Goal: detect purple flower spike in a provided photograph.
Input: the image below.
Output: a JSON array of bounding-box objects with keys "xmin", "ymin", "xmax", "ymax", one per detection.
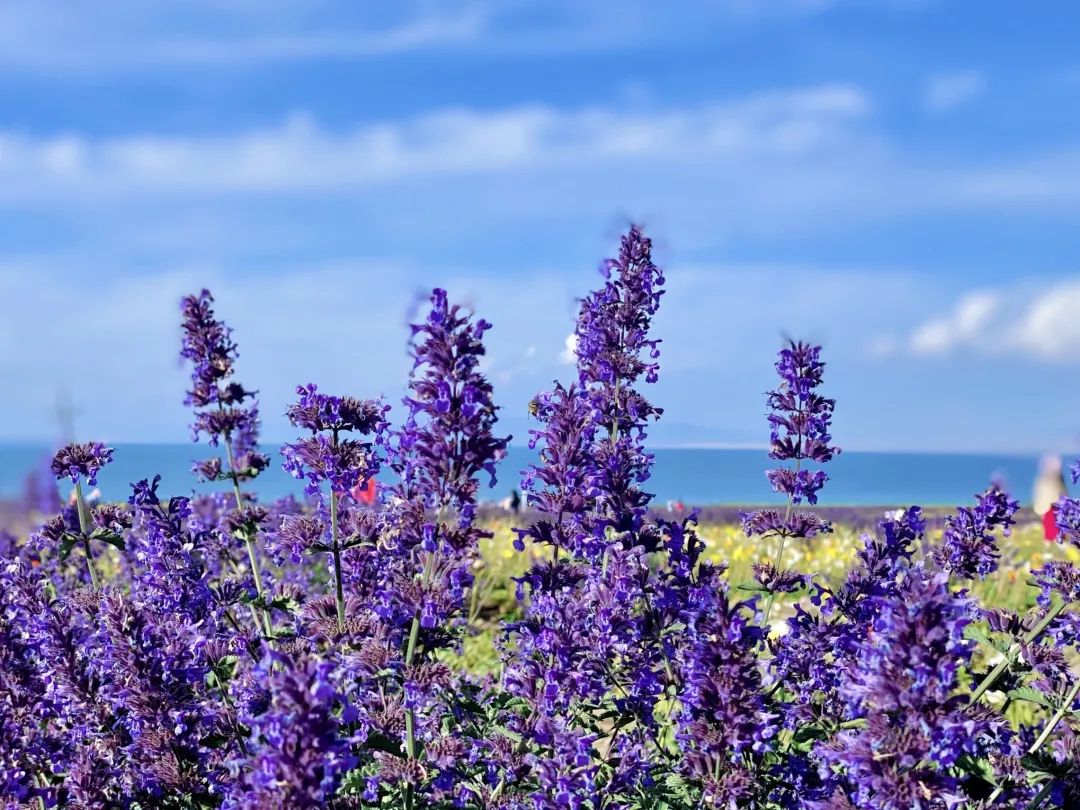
[
  {"xmin": 180, "ymin": 289, "xmax": 270, "ymax": 482},
  {"xmin": 744, "ymin": 339, "xmax": 838, "ymax": 543},
  {"xmin": 282, "ymin": 385, "xmax": 389, "ymax": 496},
  {"xmin": 932, "ymin": 484, "xmax": 1019, "ymax": 580},
  {"xmin": 50, "ymin": 441, "xmax": 114, "ymax": 486}
]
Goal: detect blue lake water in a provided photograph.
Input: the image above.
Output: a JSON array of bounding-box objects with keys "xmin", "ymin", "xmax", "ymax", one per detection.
[{"xmin": 0, "ymin": 443, "xmax": 1062, "ymax": 508}]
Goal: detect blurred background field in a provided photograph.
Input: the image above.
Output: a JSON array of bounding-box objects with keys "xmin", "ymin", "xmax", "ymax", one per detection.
[{"xmin": 455, "ymin": 510, "xmax": 1079, "ymax": 675}]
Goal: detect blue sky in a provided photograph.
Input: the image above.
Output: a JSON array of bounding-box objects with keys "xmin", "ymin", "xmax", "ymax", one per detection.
[{"xmin": 2, "ymin": 0, "xmax": 1080, "ymax": 454}]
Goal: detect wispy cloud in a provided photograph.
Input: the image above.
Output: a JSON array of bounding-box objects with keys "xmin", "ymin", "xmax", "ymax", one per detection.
[
  {"xmin": 0, "ymin": 1, "xmax": 487, "ymax": 71},
  {"xmin": 922, "ymin": 70, "xmax": 986, "ymax": 112},
  {"xmin": 910, "ymin": 290, "xmax": 1002, "ymax": 354},
  {"xmin": 893, "ymin": 280, "xmax": 1080, "ymax": 362},
  {"xmin": 0, "ymin": 85, "xmax": 870, "ymax": 201},
  {"xmin": 0, "ymin": 0, "xmax": 865, "ymax": 72}
]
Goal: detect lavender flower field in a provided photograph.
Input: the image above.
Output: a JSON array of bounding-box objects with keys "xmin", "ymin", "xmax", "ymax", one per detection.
[{"xmin": 3, "ymin": 226, "xmax": 1080, "ymax": 809}]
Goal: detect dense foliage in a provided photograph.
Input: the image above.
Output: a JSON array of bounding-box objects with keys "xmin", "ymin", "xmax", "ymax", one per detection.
[{"xmin": 2, "ymin": 226, "xmax": 1079, "ymax": 809}]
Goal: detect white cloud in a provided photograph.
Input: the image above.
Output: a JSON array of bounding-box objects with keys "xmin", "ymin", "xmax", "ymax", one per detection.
[
  {"xmin": 865, "ymin": 334, "xmax": 899, "ymax": 358},
  {"xmin": 922, "ymin": 70, "xmax": 986, "ymax": 112},
  {"xmin": 904, "ymin": 280, "xmax": 1080, "ymax": 362},
  {"xmin": 0, "ymin": 1, "xmax": 487, "ymax": 71},
  {"xmin": 910, "ymin": 290, "xmax": 1002, "ymax": 354},
  {"xmin": 560, "ymin": 333, "xmax": 578, "ymax": 364},
  {"xmin": 0, "ymin": 85, "xmax": 870, "ymax": 202},
  {"xmin": 1010, "ymin": 281, "xmax": 1080, "ymax": 360},
  {"xmin": 0, "ymin": 0, "xmax": 858, "ymax": 72}
]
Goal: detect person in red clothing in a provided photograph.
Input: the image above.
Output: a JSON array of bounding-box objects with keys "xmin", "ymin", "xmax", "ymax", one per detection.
[
  {"xmin": 351, "ymin": 476, "xmax": 378, "ymax": 505},
  {"xmin": 1033, "ymin": 455, "xmax": 1067, "ymax": 541}
]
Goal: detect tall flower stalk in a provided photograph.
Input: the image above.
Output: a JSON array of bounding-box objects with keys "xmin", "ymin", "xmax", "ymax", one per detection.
[
  {"xmin": 503, "ymin": 226, "xmax": 674, "ymax": 803},
  {"xmin": 382, "ymin": 288, "xmax": 509, "ymax": 805},
  {"xmin": 280, "ymin": 384, "xmax": 387, "ymax": 629},
  {"xmin": 180, "ymin": 290, "xmax": 272, "ymax": 634},
  {"xmin": 743, "ymin": 340, "xmax": 838, "ymax": 627},
  {"xmin": 43, "ymin": 442, "xmax": 121, "ymax": 588}
]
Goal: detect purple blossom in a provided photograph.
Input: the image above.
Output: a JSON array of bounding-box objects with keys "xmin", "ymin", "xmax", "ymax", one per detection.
[
  {"xmin": 820, "ymin": 569, "xmax": 1014, "ymax": 809},
  {"xmin": 227, "ymin": 653, "xmax": 356, "ymax": 808},
  {"xmin": 1031, "ymin": 560, "xmax": 1080, "ymax": 606},
  {"xmin": 286, "ymin": 383, "xmax": 388, "ymax": 434},
  {"xmin": 767, "ymin": 341, "xmax": 838, "ymax": 465},
  {"xmin": 180, "ymin": 289, "xmax": 243, "ymax": 408},
  {"xmin": 268, "ymin": 514, "xmax": 326, "ymax": 565},
  {"xmin": 744, "ymin": 339, "xmax": 838, "ymax": 547},
  {"xmin": 180, "ymin": 289, "xmax": 270, "ymax": 484},
  {"xmin": 741, "ymin": 507, "xmax": 833, "ymax": 539},
  {"xmin": 281, "ymin": 432, "xmax": 382, "ymax": 496},
  {"xmin": 2, "ymin": 228, "xmax": 1073, "ymax": 808},
  {"xmin": 931, "ymin": 485, "xmax": 1019, "ymax": 579},
  {"xmin": 1055, "ymin": 494, "xmax": 1080, "ymax": 548},
  {"xmin": 50, "ymin": 442, "xmax": 114, "ymax": 486}
]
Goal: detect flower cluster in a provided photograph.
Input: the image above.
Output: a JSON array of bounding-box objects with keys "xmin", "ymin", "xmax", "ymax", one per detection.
[
  {"xmin": 50, "ymin": 441, "xmax": 114, "ymax": 486},
  {"xmin": 282, "ymin": 384, "xmax": 388, "ymax": 497},
  {"xmin": 0, "ymin": 226, "xmax": 1078, "ymax": 810},
  {"xmin": 743, "ymin": 340, "xmax": 838, "ymax": 541},
  {"xmin": 931, "ymin": 484, "xmax": 1019, "ymax": 579},
  {"xmin": 181, "ymin": 289, "xmax": 270, "ymax": 483}
]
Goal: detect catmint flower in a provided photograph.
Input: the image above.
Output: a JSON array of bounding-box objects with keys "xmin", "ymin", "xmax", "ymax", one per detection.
[
  {"xmin": 572, "ymin": 225, "xmax": 664, "ymax": 537},
  {"xmin": 753, "ymin": 561, "xmax": 805, "ymax": 593},
  {"xmin": 285, "ymin": 383, "xmax": 387, "ymax": 434},
  {"xmin": 821, "ymin": 568, "xmax": 1015, "ymax": 809},
  {"xmin": 281, "ymin": 387, "xmax": 388, "ymax": 497},
  {"xmin": 180, "ymin": 289, "xmax": 240, "ymax": 408},
  {"xmin": 744, "ymin": 340, "xmax": 838, "ymax": 540},
  {"xmin": 931, "ymin": 485, "xmax": 1019, "ymax": 579},
  {"xmin": 1031, "ymin": 561, "xmax": 1080, "ymax": 607},
  {"xmin": 229, "ymin": 653, "xmax": 357, "ymax": 808},
  {"xmin": 268, "ymin": 514, "xmax": 327, "ymax": 566},
  {"xmin": 741, "ymin": 507, "xmax": 832, "ymax": 539},
  {"xmin": 180, "ymin": 289, "xmax": 270, "ymax": 483},
  {"xmin": 1054, "ymin": 494, "xmax": 1080, "ymax": 548},
  {"xmin": 50, "ymin": 442, "xmax": 114, "ymax": 486}
]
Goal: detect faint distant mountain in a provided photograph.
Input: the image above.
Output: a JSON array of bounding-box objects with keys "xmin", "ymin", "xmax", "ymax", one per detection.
[{"xmin": 500, "ymin": 415, "xmax": 761, "ymax": 449}]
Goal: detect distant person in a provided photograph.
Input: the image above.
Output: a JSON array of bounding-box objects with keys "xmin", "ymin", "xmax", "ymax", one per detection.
[
  {"xmin": 351, "ymin": 476, "xmax": 378, "ymax": 506},
  {"xmin": 1033, "ymin": 455, "xmax": 1067, "ymax": 541},
  {"xmin": 509, "ymin": 489, "xmax": 521, "ymax": 514}
]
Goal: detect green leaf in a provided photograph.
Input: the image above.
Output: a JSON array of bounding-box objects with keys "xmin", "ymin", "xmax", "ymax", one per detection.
[
  {"xmin": 199, "ymin": 732, "xmax": 232, "ymax": 749},
  {"xmin": 965, "ymin": 626, "xmax": 1011, "ymax": 655},
  {"xmin": 1022, "ymin": 750, "xmax": 1071, "ymax": 777},
  {"xmin": 58, "ymin": 534, "xmax": 80, "ymax": 560},
  {"xmin": 736, "ymin": 581, "xmax": 769, "ymax": 593},
  {"xmin": 1008, "ymin": 686, "xmax": 1055, "ymax": 709},
  {"xmin": 91, "ymin": 530, "xmax": 126, "ymax": 551},
  {"xmin": 955, "ymin": 753, "xmax": 997, "ymax": 785}
]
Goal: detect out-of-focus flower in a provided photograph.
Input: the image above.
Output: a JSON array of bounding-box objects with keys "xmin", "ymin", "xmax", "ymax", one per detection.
[{"xmin": 50, "ymin": 442, "xmax": 114, "ymax": 487}]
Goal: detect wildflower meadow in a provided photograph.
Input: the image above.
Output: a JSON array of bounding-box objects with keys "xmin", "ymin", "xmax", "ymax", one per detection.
[{"xmin": 3, "ymin": 226, "xmax": 1080, "ymax": 809}]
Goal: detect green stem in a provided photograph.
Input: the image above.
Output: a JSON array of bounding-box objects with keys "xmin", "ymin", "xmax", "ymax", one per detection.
[
  {"xmin": 761, "ymin": 534, "xmax": 788, "ymax": 628},
  {"xmin": 987, "ymin": 679, "xmax": 1080, "ymax": 806},
  {"xmin": 1028, "ymin": 679, "xmax": 1080, "ymax": 756},
  {"xmin": 73, "ymin": 480, "xmax": 99, "ymax": 589},
  {"xmin": 223, "ymin": 435, "xmax": 273, "ymax": 639},
  {"xmin": 762, "ymin": 456, "xmax": 800, "ymax": 629},
  {"xmin": 971, "ymin": 600, "xmax": 1067, "ymax": 704},
  {"xmin": 1023, "ymin": 780, "xmax": 1055, "ymax": 810},
  {"xmin": 403, "ymin": 611, "xmax": 421, "ymax": 810},
  {"xmin": 330, "ymin": 488, "xmax": 345, "ymax": 630}
]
